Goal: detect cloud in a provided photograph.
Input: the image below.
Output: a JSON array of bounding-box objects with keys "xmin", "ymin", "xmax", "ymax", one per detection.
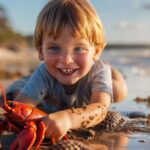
[
  {"xmin": 141, "ymin": 2, "xmax": 150, "ymax": 10},
  {"xmin": 116, "ymin": 21, "xmax": 145, "ymax": 30},
  {"xmin": 132, "ymin": 0, "xmax": 150, "ymax": 10}
]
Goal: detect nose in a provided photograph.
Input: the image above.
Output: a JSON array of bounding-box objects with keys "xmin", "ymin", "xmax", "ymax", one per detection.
[{"xmin": 60, "ymin": 52, "xmax": 74, "ymax": 64}]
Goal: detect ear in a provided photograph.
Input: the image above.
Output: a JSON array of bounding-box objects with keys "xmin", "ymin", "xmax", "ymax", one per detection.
[
  {"xmin": 93, "ymin": 47, "xmax": 102, "ymax": 61},
  {"xmin": 37, "ymin": 47, "xmax": 44, "ymax": 60}
]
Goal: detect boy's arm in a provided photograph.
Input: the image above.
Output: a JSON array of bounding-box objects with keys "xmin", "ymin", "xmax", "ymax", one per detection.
[
  {"xmin": 15, "ymin": 91, "xmax": 110, "ymax": 126},
  {"xmin": 43, "ymin": 91, "xmax": 111, "ymax": 140},
  {"xmin": 66, "ymin": 91, "xmax": 111, "ymax": 129}
]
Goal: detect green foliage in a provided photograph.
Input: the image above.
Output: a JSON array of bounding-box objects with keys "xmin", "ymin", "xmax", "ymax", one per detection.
[
  {"xmin": 0, "ymin": 5, "xmax": 33, "ymax": 50},
  {"xmin": 0, "ymin": 5, "xmax": 10, "ymax": 29}
]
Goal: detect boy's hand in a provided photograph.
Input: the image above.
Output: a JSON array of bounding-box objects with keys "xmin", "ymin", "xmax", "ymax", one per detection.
[{"xmin": 42, "ymin": 111, "xmax": 71, "ymax": 141}]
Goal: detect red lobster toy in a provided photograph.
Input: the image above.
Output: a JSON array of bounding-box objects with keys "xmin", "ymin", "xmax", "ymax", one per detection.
[{"xmin": 0, "ymin": 83, "xmax": 67, "ymax": 150}]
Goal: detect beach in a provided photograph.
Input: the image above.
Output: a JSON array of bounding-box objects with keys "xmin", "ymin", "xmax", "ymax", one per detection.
[{"xmin": 0, "ymin": 47, "xmax": 150, "ymax": 150}]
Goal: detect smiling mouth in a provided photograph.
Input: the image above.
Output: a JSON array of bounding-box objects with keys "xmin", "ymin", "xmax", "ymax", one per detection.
[{"xmin": 59, "ymin": 68, "xmax": 78, "ymax": 75}]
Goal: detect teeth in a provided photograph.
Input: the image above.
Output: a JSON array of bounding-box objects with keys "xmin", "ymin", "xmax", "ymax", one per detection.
[{"xmin": 60, "ymin": 69, "xmax": 75, "ymax": 74}]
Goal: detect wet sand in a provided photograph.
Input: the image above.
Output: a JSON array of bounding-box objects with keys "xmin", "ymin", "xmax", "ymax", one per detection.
[{"xmin": 0, "ymin": 119, "xmax": 150, "ymax": 150}]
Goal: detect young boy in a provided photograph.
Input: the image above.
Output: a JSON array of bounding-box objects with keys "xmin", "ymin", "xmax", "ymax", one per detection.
[{"xmin": 14, "ymin": 0, "xmax": 127, "ymax": 141}]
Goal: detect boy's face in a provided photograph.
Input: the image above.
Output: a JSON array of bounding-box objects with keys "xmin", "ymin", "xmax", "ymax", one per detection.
[{"xmin": 38, "ymin": 27, "xmax": 101, "ymax": 85}]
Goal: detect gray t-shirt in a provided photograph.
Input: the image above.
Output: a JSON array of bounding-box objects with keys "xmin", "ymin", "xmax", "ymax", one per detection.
[{"xmin": 19, "ymin": 59, "xmax": 112, "ymax": 113}]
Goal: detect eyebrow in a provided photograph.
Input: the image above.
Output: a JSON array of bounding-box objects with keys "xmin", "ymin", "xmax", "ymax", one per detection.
[
  {"xmin": 45, "ymin": 42, "xmax": 59, "ymax": 45},
  {"xmin": 45, "ymin": 42, "xmax": 62, "ymax": 48},
  {"xmin": 75, "ymin": 42, "xmax": 91, "ymax": 47}
]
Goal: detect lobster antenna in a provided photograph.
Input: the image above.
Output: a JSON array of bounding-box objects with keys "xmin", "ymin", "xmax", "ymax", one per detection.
[
  {"xmin": 0, "ymin": 83, "xmax": 7, "ymax": 105},
  {"xmin": 0, "ymin": 83, "xmax": 13, "ymax": 113}
]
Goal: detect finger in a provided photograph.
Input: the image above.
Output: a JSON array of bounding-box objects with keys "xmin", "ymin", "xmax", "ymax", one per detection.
[
  {"xmin": 51, "ymin": 131, "xmax": 65, "ymax": 141},
  {"xmin": 45, "ymin": 128, "xmax": 61, "ymax": 141},
  {"xmin": 45, "ymin": 127, "xmax": 54, "ymax": 138}
]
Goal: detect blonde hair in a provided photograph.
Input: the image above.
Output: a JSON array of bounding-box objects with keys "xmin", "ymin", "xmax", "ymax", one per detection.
[{"xmin": 34, "ymin": 0, "xmax": 106, "ymax": 50}]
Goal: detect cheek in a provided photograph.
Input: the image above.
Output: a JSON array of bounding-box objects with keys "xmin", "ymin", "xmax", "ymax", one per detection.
[
  {"xmin": 76, "ymin": 55, "xmax": 86, "ymax": 64},
  {"xmin": 44, "ymin": 57, "xmax": 57, "ymax": 70},
  {"xmin": 77, "ymin": 55, "xmax": 91, "ymax": 69},
  {"xmin": 44, "ymin": 54, "xmax": 57, "ymax": 63}
]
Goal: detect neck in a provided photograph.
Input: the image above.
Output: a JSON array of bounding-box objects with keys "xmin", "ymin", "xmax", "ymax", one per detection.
[{"xmin": 63, "ymin": 83, "xmax": 78, "ymax": 95}]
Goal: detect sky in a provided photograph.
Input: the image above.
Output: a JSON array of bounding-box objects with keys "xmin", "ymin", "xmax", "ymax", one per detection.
[{"xmin": 0, "ymin": 0, "xmax": 150, "ymax": 44}]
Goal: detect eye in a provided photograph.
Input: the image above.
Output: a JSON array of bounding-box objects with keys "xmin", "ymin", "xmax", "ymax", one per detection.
[
  {"xmin": 48, "ymin": 46, "xmax": 60, "ymax": 53},
  {"xmin": 9, "ymin": 102, "xmax": 15, "ymax": 107},
  {"xmin": 74, "ymin": 47, "xmax": 87, "ymax": 53},
  {"xmin": 74, "ymin": 47, "xmax": 83, "ymax": 52}
]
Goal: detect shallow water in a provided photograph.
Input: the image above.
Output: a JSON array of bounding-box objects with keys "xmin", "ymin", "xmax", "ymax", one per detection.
[{"xmin": 88, "ymin": 132, "xmax": 150, "ymax": 150}]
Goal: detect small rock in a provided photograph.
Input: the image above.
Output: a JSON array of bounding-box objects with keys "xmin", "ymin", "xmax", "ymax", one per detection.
[{"xmin": 138, "ymin": 140, "xmax": 146, "ymax": 143}]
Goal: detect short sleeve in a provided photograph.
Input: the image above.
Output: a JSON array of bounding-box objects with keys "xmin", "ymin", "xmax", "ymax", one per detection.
[
  {"xmin": 19, "ymin": 63, "xmax": 52, "ymax": 103},
  {"xmin": 91, "ymin": 61, "xmax": 113, "ymax": 98}
]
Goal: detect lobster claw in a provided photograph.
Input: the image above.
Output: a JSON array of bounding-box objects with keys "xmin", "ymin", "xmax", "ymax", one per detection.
[
  {"xmin": 10, "ymin": 127, "xmax": 36, "ymax": 150},
  {"xmin": 10, "ymin": 121, "xmax": 46, "ymax": 150}
]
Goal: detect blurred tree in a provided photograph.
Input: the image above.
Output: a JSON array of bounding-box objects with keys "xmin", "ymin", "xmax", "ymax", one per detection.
[
  {"xmin": 0, "ymin": 5, "xmax": 32, "ymax": 51},
  {"xmin": 0, "ymin": 5, "xmax": 10, "ymax": 30}
]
